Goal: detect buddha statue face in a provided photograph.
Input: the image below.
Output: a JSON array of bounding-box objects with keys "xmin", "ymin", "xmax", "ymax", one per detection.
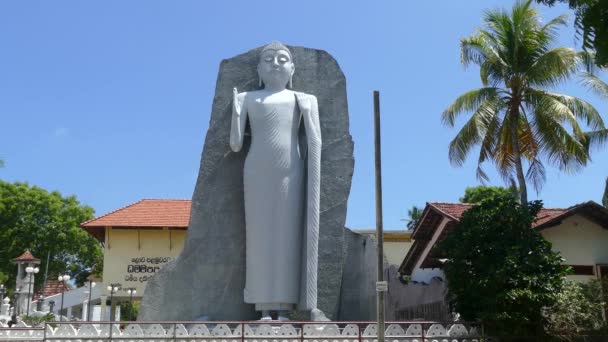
[{"xmin": 257, "ymin": 43, "xmax": 294, "ymax": 90}]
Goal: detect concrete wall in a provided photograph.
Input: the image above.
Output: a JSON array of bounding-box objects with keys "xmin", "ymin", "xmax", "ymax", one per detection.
[
  {"xmin": 541, "ymin": 214, "xmax": 608, "ymax": 281},
  {"xmin": 103, "ymin": 228, "xmax": 186, "ymax": 297}
]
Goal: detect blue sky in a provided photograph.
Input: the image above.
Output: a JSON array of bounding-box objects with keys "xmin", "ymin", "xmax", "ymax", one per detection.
[{"xmin": 1, "ymin": 1, "xmax": 606, "ymax": 230}]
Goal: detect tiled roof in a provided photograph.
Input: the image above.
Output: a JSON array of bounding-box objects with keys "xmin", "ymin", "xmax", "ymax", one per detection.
[
  {"xmin": 427, "ymin": 203, "xmax": 473, "ymax": 221},
  {"xmin": 400, "ymin": 201, "xmax": 607, "ymax": 276},
  {"xmin": 82, "ymin": 199, "xmax": 191, "ymax": 228},
  {"xmin": 428, "ymin": 202, "xmax": 567, "ymax": 228},
  {"xmin": 12, "ymin": 250, "xmax": 40, "ymax": 263},
  {"xmin": 34, "ymin": 280, "xmax": 68, "ymax": 300},
  {"xmin": 532, "ymin": 208, "xmax": 568, "ymax": 227}
]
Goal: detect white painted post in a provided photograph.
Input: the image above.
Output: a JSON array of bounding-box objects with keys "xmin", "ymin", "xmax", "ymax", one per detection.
[
  {"xmin": 66, "ymin": 306, "xmax": 72, "ymax": 320},
  {"xmin": 81, "ymin": 300, "xmax": 89, "ymax": 320},
  {"xmin": 99, "ymin": 295, "xmax": 107, "ymax": 321}
]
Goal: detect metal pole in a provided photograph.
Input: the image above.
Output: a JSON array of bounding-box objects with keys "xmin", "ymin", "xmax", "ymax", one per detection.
[
  {"xmin": 87, "ymin": 280, "xmax": 93, "ymax": 321},
  {"xmin": 109, "ymin": 290, "xmax": 113, "ymax": 321},
  {"xmin": 26, "ymin": 273, "xmax": 32, "ymax": 316},
  {"xmin": 129, "ymin": 291, "xmax": 133, "ymax": 321},
  {"xmin": 59, "ymin": 284, "xmax": 65, "ymax": 322},
  {"xmin": 373, "ymin": 90, "xmax": 386, "ymax": 342}
]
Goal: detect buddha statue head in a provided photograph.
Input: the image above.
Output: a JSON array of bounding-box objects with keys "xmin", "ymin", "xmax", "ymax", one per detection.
[{"xmin": 257, "ymin": 41, "xmax": 294, "ymax": 90}]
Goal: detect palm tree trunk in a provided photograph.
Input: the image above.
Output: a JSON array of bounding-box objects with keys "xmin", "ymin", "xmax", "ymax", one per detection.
[{"xmin": 510, "ymin": 104, "xmax": 528, "ymax": 204}]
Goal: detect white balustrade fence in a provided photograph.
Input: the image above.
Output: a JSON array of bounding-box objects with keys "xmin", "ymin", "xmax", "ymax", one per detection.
[{"xmin": 0, "ymin": 321, "xmax": 482, "ymax": 342}]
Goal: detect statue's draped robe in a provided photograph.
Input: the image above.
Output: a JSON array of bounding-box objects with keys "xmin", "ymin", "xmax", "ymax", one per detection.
[{"xmin": 231, "ymin": 91, "xmax": 321, "ymax": 311}]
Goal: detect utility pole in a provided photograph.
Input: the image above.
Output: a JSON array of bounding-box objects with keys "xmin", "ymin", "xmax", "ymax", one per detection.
[{"xmin": 373, "ymin": 90, "xmax": 386, "ymax": 342}]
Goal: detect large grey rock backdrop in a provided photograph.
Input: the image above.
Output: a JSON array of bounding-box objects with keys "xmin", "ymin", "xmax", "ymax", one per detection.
[{"xmin": 139, "ymin": 45, "xmax": 355, "ymax": 321}]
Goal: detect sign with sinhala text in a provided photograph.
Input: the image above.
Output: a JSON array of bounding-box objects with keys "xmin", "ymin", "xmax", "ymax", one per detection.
[{"xmin": 123, "ymin": 256, "xmax": 173, "ymax": 283}]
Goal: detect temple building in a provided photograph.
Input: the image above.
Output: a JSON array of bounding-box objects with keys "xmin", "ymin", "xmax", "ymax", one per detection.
[
  {"xmin": 80, "ymin": 199, "xmax": 412, "ymax": 318},
  {"xmin": 397, "ymin": 201, "xmax": 608, "ymax": 320}
]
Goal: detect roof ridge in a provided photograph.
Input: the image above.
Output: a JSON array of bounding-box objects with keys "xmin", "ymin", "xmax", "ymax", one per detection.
[
  {"xmin": 430, "ymin": 201, "xmax": 573, "ymax": 211},
  {"xmin": 140, "ymin": 198, "xmax": 191, "ymax": 201},
  {"xmin": 427, "ymin": 202, "xmax": 462, "ymax": 221},
  {"xmin": 81, "ymin": 199, "xmax": 146, "ymax": 226}
]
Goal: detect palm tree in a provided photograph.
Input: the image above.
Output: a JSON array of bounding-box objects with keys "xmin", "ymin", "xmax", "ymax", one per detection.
[
  {"xmin": 405, "ymin": 205, "xmax": 423, "ymax": 230},
  {"xmin": 442, "ymin": 0, "xmax": 607, "ymax": 204}
]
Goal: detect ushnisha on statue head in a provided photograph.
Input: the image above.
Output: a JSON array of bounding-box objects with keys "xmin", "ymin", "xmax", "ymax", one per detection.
[{"xmin": 257, "ymin": 41, "xmax": 294, "ymax": 90}]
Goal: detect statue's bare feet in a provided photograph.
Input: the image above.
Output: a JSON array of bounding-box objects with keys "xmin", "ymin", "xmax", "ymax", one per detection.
[
  {"xmin": 311, "ymin": 308, "xmax": 330, "ymax": 321},
  {"xmin": 260, "ymin": 310, "xmax": 272, "ymax": 321}
]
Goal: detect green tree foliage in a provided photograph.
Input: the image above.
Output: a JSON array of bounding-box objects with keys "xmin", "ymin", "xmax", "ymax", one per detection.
[
  {"xmin": 22, "ymin": 313, "xmax": 55, "ymax": 327},
  {"xmin": 406, "ymin": 205, "xmax": 423, "ymax": 230},
  {"xmin": 0, "ymin": 181, "xmax": 102, "ymax": 290},
  {"xmin": 120, "ymin": 301, "xmax": 140, "ymax": 321},
  {"xmin": 545, "ymin": 279, "xmax": 607, "ymax": 337},
  {"xmin": 536, "ymin": 0, "xmax": 608, "ymax": 67},
  {"xmin": 442, "ymin": 0, "xmax": 607, "ymax": 204},
  {"xmin": 438, "ymin": 194, "xmax": 570, "ymax": 336},
  {"xmin": 459, "ymin": 185, "xmax": 515, "ymax": 203}
]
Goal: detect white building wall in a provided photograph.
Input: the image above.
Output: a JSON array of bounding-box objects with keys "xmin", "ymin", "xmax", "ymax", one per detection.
[
  {"xmin": 384, "ymin": 241, "xmax": 412, "ymax": 266},
  {"xmin": 541, "ymin": 214, "xmax": 608, "ymax": 281},
  {"xmin": 411, "ymin": 268, "xmax": 445, "ymax": 284}
]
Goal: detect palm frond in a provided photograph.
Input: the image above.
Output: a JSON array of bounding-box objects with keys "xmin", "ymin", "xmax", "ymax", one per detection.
[
  {"xmin": 518, "ymin": 106, "xmax": 541, "ymax": 160},
  {"xmin": 442, "ymin": 88, "xmax": 500, "ymax": 126},
  {"xmin": 581, "ymin": 129, "xmax": 608, "ymax": 153},
  {"xmin": 533, "ymin": 108, "xmax": 589, "ymax": 173},
  {"xmin": 526, "ymin": 47, "xmax": 578, "ymax": 87},
  {"xmin": 577, "ymin": 50, "xmax": 598, "ymax": 74},
  {"xmin": 526, "ymin": 157, "xmax": 546, "ymax": 194},
  {"xmin": 546, "ymin": 92, "xmax": 605, "ymax": 131},
  {"xmin": 494, "ymin": 111, "xmax": 517, "ymax": 185},
  {"xmin": 537, "ymin": 14, "xmax": 568, "ymax": 49},
  {"xmin": 580, "ymin": 72, "xmax": 608, "ymax": 99},
  {"xmin": 476, "ymin": 107, "xmax": 502, "ymax": 183},
  {"xmin": 525, "ymin": 89, "xmax": 585, "ymax": 138},
  {"xmin": 448, "ymin": 98, "xmax": 500, "ymax": 166},
  {"xmin": 461, "ymin": 34, "xmax": 489, "ymax": 68}
]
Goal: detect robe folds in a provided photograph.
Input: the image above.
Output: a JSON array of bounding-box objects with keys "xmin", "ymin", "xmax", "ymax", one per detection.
[{"xmin": 230, "ymin": 90, "xmax": 322, "ymax": 311}]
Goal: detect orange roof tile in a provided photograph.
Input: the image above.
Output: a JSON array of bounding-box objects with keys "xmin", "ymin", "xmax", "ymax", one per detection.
[
  {"xmin": 427, "ymin": 202, "xmax": 473, "ymax": 221},
  {"xmin": 428, "ymin": 202, "xmax": 567, "ymax": 228},
  {"xmin": 12, "ymin": 250, "xmax": 40, "ymax": 263},
  {"xmin": 34, "ymin": 280, "xmax": 68, "ymax": 300},
  {"xmin": 400, "ymin": 201, "xmax": 608, "ymax": 275},
  {"xmin": 82, "ymin": 199, "xmax": 191, "ymax": 228}
]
